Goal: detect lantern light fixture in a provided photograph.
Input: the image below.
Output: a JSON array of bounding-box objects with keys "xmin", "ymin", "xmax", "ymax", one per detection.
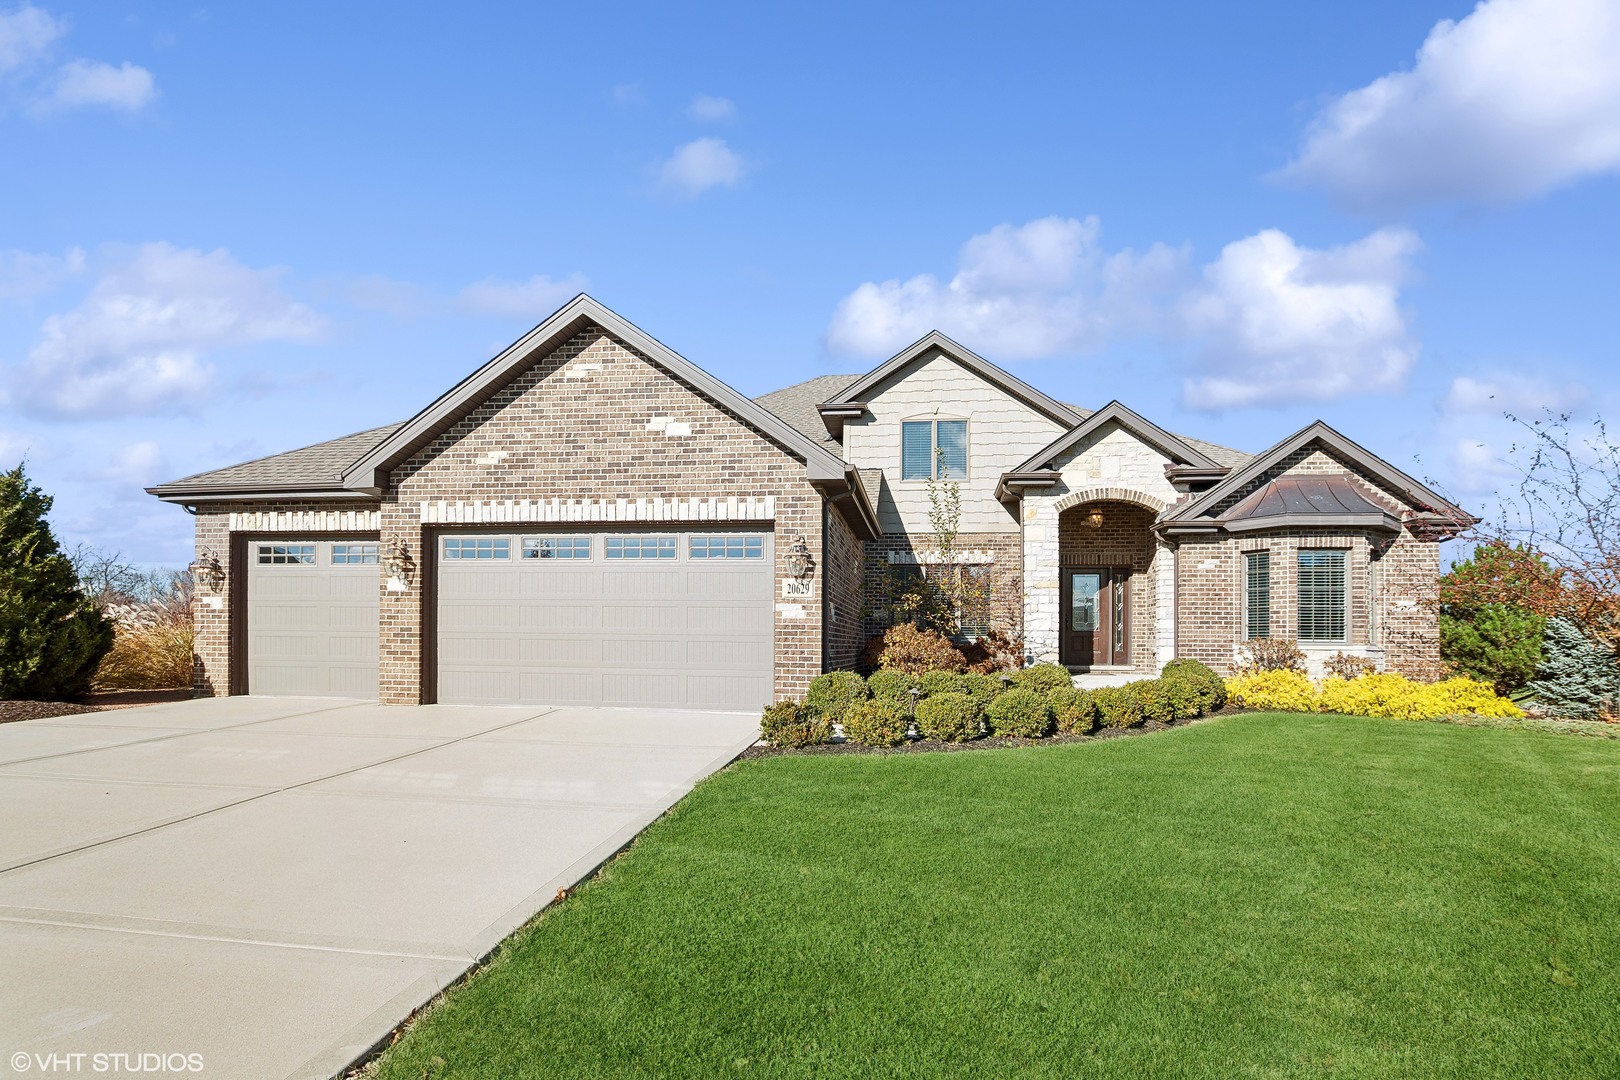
[
  {"xmin": 188, "ymin": 550, "xmax": 224, "ymax": 593},
  {"xmin": 1084, "ymin": 507, "xmax": 1105, "ymax": 530},
  {"xmin": 384, "ymin": 539, "xmax": 415, "ymax": 588},
  {"xmin": 784, "ymin": 536, "xmax": 814, "ymax": 580}
]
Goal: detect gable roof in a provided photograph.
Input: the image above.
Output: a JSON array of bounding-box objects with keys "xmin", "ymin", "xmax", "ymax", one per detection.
[
  {"xmin": 754, "ymin": 373, "xmax": 859, "ymax": 454},
  {"xmin": 1009, "ymin": 400, "xmax": 1222, "ymax": 474},
  {"xmin": 342, "ymin": 294, "xmax": 851, "ymax": 490},
  {"xmin": 820, "ymin": 331, "xmax": 1084, "ymax": 430},
  {"xmin": 1161, "ymin": 420, "xmax": 1474, "ymax": 529},
  {"xmin": 147, "ymin": 422, "xmax": 403, "ymax": 501}
]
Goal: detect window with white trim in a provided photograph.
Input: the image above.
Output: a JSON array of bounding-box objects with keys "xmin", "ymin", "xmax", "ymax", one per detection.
[
  {"xmin": 900, "ymin": 419, "xmax": 968, "ymax": 480},
  {"xmin": 443, "ymin": 537, "xmax": 510, "ymax": 560},
  {"xmin": 605, "ymin": 535, "xmax": 676, "ymax": 559},
  {"xmin": 523, "ymin": 536, "xmax": 590, "ymax": 560},
  {"xmin": 1297, "ymin": 550, "xmax": 1347, "ymax": 642},
  {"xmin": 258, "ymin": 543, "xmax": 315, "ymax": 565}
]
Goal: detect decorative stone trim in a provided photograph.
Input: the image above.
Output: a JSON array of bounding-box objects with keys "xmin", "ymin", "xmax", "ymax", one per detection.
[
  {"xmin": 228, "ymin": 509, "xmax": 381, "ymax": 532},
  {"xmin": 1053, "ymin": 487, "xmax": 1168, "ymax": 514},
  {"xmin": 885, "ymin": 549, "xmax": 996, "ymax": 566},
  {"xmin": 418, "ymin": 496, "xmax": 776, "ymax": 525}
]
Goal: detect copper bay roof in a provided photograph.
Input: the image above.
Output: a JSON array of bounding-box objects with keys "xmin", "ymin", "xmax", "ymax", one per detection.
[{"xmin": 1221, "ymin": 475, "xmax": 1403, "ymax": 532}]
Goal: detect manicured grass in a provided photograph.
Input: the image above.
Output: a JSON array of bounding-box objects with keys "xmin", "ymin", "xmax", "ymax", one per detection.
[{"xmin": 372, "ymin": 714, "xmax": 1620, "ymax": 1079}]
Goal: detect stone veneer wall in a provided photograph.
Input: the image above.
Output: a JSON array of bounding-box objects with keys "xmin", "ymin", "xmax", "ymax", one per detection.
[{"xmin": 381, "ymin": 325, "xmax": 826, "ymax": 704}]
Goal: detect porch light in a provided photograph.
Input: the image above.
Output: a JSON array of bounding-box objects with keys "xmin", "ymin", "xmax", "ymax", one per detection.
[
  {"xmin": 384, "ymin": 540, "xmax": 415, "ymax": 587},
  {"xmin": 188, "ymin": 550, "xmax": 224, "ymax": 593},
  {"xmin": 784, "ymin": 536, "xmax": 814, "ymax": 580},
  {"xmin": 1084, "ymin": 508, "xmax": 1105, "ymax": 530}
]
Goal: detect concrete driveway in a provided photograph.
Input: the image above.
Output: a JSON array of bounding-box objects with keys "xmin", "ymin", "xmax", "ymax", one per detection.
[{"xmin": 0, "ymin": 697, "xmax": 758, "ymax": 1080}]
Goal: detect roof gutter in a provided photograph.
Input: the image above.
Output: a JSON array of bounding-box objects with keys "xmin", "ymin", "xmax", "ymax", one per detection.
[{"xmin": 994, "ymin": 469, "xmax": 1062, "ymax": 504}]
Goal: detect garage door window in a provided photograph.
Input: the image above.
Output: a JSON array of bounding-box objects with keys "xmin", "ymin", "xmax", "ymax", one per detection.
[
  {"xmin": 523, "ymin": 536, "xmax": 591, "ymax": 560},
  {"xmin": 332, "ymin": 543, "xmax": 379, "ymax": 564},
  {"xmin": 605, "ymin": 536, "xmax": 676, "ymax": 559},
  {"xmin": 258, "ymin": 543, "xmax": 316, "ymax": 565},
  {"xmin": 443, "ymin": 537, "xmax": 510, "ymax": 560},
  {"xmin": 690, "ymin": 535, "xmax": 763, "ymax": 559}
]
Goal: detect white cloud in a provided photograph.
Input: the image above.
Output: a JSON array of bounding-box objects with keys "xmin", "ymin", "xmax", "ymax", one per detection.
[
  {"xmin": 656, "ymin": 137, "xmax": 744, "ymax": 198},
  {"xmin": 41, "ymin": 58, "xmax": 156, "ymax": 111},
  {"xmin": 1442, "ymin": 374, "xmax": 1588, "ymax": 415},
  {"xmin": 0, "ymin": 429, "xmax": 34, "ymax": 466},
  {"xmin": 454, "ymin": 273, "xmax": 588, "ymax": 320},
  {"xmin": 104, "ymin": 439, "xmax": 166, "ymax": 486},
  {"xmin": 1179, "ymin": 228, "xmax": 1421, "ymax": 409},
  {"xmin": 825, "ymin": 216, "xmax": 1186, "ymax": 359},
  {"xmin": 1278, "ymin": 0, "xmax": 1620, "ymax": 212},
  {"xmin": 688, "ymin": 93, "xmax": 736, "ymax": 121},
  {"xmin": 0, "ymin": 3, "xmax": 62, "ymax": 73},
  {"xmin": 0, "ymin": 246, "xmax": 85, "ymax": 301},
  {"xmin": 12, "ymin": 243, "xmax": 325, "ymax": 418}
]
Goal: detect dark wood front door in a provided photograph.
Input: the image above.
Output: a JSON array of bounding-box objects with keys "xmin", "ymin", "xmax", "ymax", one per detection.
[{"xmin": 1061, "ymin": 567, "xmax": 1129, "ymax": 667}]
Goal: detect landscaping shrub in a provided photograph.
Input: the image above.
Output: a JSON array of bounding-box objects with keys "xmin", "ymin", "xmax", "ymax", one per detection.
[
  {"xmin": 1048, "ymin": 685, "xmax": 1097, "ymax": 734},
  {"xmin": 1093, "ymin": 687, "xmax": 1145, "ymax": 729},
  {"xmin": 842, "ymin": 699, "xmax": 911, "ymax": 747},
  {"xmin": 956, "ymin": 672, "xmax": 1004, "ymax": 708},
  {"xmin": 1524, "ymin": 618, "xmax": 1620, "ymax": 720},
  {"xmin": 985, "ymin": 688, "xmax": 1052, "ymax": 738},
  {"xmin": 914, "ymin": 691, "xmax": 982, "ymax": 742},
  {"xmin": 1323, "ymin": 652, "xmax": 1378, "ymax": 680},
  {"xmin": 805, "ymin": 670, "xmax": 868, "ymax": 723},
  {"xmin": 1225, "ymin": 670, "xmax": 1318, "ymax": 712},
  {"xmin": 917, "ymin": 670, "xmax": 962, "ymax": 698},
  {"xmin": 1161, "ymin": 658, "xmax": 1226, "ymax": 710},
  {"xmin": 1155, "ymin": 675, "xmax": 1205, "ymax": 719},
  {"xmin": 1236, "ymin": 638, "xmax": 1306, "ymax": 674},
  {"xmin": 1014, "ymin": 662, "xmax": 1073, "ymax": 695},
  {"xmin": 1318, "ymin": 673, "xmax": 1523, "ymax": 721},
  {"xmin": 867, "ymin": 669, "xmax": 917, "ymax": 703},
  {"xmin": 1125, "ymin": 679, "xmax": 1180, "ymax": 724},
  {"xmin": 758, "ymin": 701, "xmax": 832, "ymax": 748},
  {"xmin": 959, "ymin": 628, "xmax": 1022, "ymax": 673},
  {"xmin": 876, "ymin": 623, "xmax": 967, "ymax": 674},
  {"xmin": 93, "ymin": 620, "xmax": 194, "ymax": 691}
]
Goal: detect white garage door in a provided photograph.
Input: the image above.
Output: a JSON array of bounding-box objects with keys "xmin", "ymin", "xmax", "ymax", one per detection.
[
  {"xmin": 245, "ymin": 540, "xmax": 380, "ymax": 698},
  {"xmin": 435, "ymin": 530, "xmax": 774, "ymax": 711}
]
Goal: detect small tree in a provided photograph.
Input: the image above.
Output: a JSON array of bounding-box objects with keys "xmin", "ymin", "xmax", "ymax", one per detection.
[
  {"xmin": 0, "ymin": 465, "xmax": 114, "ymax": 699},
  {"xmin": 1524, "ymin": 618, "xmax": 1620, "ymax": 720},
  {"xmin": 1438, "ymin": 544, "xmax": 1548, "ymax": 696}
]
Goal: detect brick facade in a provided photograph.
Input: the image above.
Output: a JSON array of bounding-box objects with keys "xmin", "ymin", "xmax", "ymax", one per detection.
[
  {"xmin": 1058, "ymin": 500, "xmax": 1160, "ymax": 672},
  {"xmin": 857, "ymin": 532, "xmax": 1024, "ymax": 650}
]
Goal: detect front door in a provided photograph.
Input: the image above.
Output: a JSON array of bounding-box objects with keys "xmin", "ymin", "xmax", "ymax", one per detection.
[{"xmin": 1061, "ymin": 567, "xmax": 1129, "ymax": 667}]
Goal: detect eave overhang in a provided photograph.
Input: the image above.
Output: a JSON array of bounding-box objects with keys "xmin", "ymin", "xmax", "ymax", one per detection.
[
  {"xmin": 145, "ymin": 484, "xmax": 380, "ymax": 505},
  {"xmin": 815, "ymin": 401, "xmax": 868, "ymax": 439},
  {"xmin": 994, "ymin": 469, "xmax": 1063, "ymax": 503}
]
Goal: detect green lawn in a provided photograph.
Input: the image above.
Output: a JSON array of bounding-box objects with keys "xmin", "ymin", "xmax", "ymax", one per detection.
[{"xmin": 372, "ymin": 714, "xmax": 1620, "ymax": 1079}]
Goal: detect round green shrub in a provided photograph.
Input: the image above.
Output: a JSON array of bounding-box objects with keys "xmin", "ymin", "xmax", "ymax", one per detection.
[
  {"xmin": 1158, "ymin": 674, "xmax": 1205, "ymax": 718},
  {"xmin": 1162, "ymin": 658, "xmax": 1226, "ymax": 710},
  {"xmin": 957, "ymin": 672, "xmax": 1005, "ymax": 708},
  {"xmin": 867, "ymin": 668, "xmax": 917, "ymax": 702},
  {"xmin": 915, "ymin": 691, "xmax": 982, "ymax": 742},
  {"xmin": 1049, "ymin": 685, "xmax": 1098, "ymax": 734},
  {"xmin": 841, "ymin": 698, "xmax": 911, "ymax": 747},
  {"xmin": 985, "ymin": 688, "xmax": 1053, "ymax": 738},
  {"xmin": 1014, "ymin": 662, "xmax": 1073, "ymax": 695},
  {"xmin": 917, "ymin": 670, "xmax": 962, "ymax": 698},
  {"xmin": 759, "ymin": 700, "xmax": 832, "ymax": 748},
  {"xmin": 1125, "ymin": 679, "xmax": 1177, "ymax": 724},
  {"xmin": 1093, "ymin": 686, "xmax": 1145, "ymax": 728},
  {"xmin": 805, "ymin": 670, "xmax": 869, "ymax": 722}
]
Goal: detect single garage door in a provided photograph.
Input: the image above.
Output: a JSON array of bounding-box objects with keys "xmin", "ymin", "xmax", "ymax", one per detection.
[
  {"xmin": 435, "ymin": 529, "xmax": 774, "ymax": 710},
  {"xmin": 245, "ymin": 540, "xmax": 380, "ymax": 698}
]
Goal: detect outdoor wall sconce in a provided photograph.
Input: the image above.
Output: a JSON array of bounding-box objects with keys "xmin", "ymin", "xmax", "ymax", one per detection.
[
  {"xmin": 188, "ymin": 550, "xmax": 224, "ymax": 593},
  {"xmin": 1084, "ymin": 507, "xmax": 1105, "ymax": 530},
  {"xmin": 384, "ymin": 540, "xmax": 415, "ymax": 591},
  {"xmin": 784, "ymin": 536, "xmax": 814, "ymax": 580}
]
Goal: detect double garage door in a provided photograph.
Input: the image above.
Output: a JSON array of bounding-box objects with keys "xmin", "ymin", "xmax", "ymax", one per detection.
[{"xmin": 434, "ymin": 529, "xmax": 775, "ymax": 711}]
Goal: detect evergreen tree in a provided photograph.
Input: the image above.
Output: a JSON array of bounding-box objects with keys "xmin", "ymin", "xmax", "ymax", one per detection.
[
  {"xmin": 1439, "ymin": 544, "xmax": 1549, "ymax": 696},
  {"xmin": 1524, "ymin": 618, "xmax": 1620, "ymax": 721},
  {"xmin": 0, "ymin": 465, "xmax": 114, "ymax": 699}
]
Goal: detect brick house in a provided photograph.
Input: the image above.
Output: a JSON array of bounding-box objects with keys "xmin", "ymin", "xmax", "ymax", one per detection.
[{"xmin": 149, "ymin": 294, "xmax": 1472, "ymax": 709}]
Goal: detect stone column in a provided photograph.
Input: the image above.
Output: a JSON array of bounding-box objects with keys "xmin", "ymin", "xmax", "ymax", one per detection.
[
  {"xmin": 1022, "ymin": 495, "xmax": 1061, "ymax": 665},
  {"xmin": 1154, "ymin": 538, "xmax": 1176, "ymax": 670}
]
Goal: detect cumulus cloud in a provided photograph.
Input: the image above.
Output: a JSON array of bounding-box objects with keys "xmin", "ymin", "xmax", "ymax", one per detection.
[
  {"xmin": 656, "ymin": 137, "xmax": 744, "ymax": 198},
  {"xmin": 1179, "ymin": 228, "xmax": 1421, "ymax": 409},
  {"xmin": 454, "ymin": 273, "xmax": 588, "ymax": 320},
  {"xmin": 0, "ymin": 246, "xmax": 85, "ymax": 301},
  {"xmin": 688, "ymin": 93, "xmax": 736, "ymax": 121},
  {"xmin": 12, "ymin": 243, "xmax": 325, "ymax": 419},
  {"xmin": 104, "ymin": 439, "xmax": 166, "ymax": 486},
  {"xmin": 825, "ymin": 216, "xmax": 1187, "ymax": 360},
  {"xmin": 1442, "ymin": 373, "xmax": 1588, "ymax": 415},
  {"xmin": 0, "ymin": 3, "xmax": 63, "ymax": 73},
  {"xmin": 42, "ymin": 58, "xmax": 156, "ymax": 111},
  {"xmin": 1277, "ymin": 0, "xmax": 1620, "ymax": 212}
]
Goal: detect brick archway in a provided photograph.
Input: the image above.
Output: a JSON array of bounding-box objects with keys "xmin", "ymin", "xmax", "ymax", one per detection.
[{"xmin": 1052, "ymin": 486, "xmax": 1167, "ymax": 515}]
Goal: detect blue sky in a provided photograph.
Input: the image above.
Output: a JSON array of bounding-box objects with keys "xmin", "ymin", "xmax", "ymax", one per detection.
[{"xmin": 2, "ymin": 0, "xmax": 1616, "ymax": 565}]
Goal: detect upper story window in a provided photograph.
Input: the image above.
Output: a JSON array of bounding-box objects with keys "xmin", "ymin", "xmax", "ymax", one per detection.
[
  {"xmin": 901, "ymin": 419, "xmax": 968, "ymax": 481},
  {"xmin": 1297, "ymin": 550, "xmax": 1347, "ymax": 642}
]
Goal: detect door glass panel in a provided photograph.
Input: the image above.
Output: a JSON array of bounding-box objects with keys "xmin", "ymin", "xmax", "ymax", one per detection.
[{"xmin": 1070, "ymin": 572, "xmax": 1101, "ymax": 631}]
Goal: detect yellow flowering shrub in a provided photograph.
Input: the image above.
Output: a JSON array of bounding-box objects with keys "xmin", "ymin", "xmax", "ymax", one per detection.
[
  {"xmin": 1416, "ymin": 677, "xmax": 1524, "ymax": 719},
  {"xmin": 1318, "ymin": 673, "xmax": 1425, "ymax": 718},
  {"xmin": 1224, "ymin": 670, "xmax": 1318, "ymax": 712}
]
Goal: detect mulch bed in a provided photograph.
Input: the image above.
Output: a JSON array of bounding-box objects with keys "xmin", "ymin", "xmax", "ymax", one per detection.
[
  {"xmin": 739, "ymin": 707, "xmax": 1248, "ymax": 759},
  {"xmin": 0, "ymin": 688, "xmax": 194, "ymax": 725}
]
